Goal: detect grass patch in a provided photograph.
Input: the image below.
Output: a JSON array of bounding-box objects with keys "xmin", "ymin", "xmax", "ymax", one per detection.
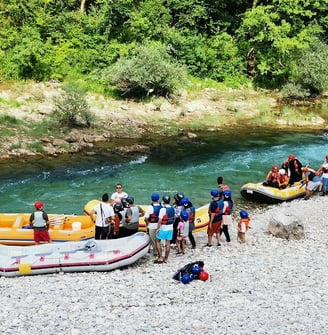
[
  {"xmin": 27, "ymin": 141, "xmax": 44, "ymax": 153},
  {"xmin": 0, "ymin": 113, "xmax": 21, "ymax": 124}
]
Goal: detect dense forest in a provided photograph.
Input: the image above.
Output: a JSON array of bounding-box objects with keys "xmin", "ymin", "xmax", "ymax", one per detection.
[{"xmin": 1, "ymin": 0, "xmax": 328, "ymax": 98}]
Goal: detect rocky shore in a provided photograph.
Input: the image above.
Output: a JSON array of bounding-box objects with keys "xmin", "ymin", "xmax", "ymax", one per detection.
[
  {"xmin": 0, "ymin": 82, "xmax": 327, "ymax": 161},
  {"xmin": 0, "ymin": 195, "xmax": 327, "ymax": 334}
]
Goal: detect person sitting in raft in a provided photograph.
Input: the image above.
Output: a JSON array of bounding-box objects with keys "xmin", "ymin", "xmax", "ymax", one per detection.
[
  {"xmin": 278, "ymin": 169, "xmax": 289, "ymax": 189},
  {"xmin": 263, "ymin": 165, "xmax": 279, "ymax": 188}
]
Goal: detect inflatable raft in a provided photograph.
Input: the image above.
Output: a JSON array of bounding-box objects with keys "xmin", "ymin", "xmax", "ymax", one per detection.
[
  {"xmin": 0, "ymin": 214, "xmax": 95, "ymax": 246},
  {"xmin": 240, "ymin": 181, "xmax": 306, "ymax": 204},
  {"xmin": 84, "ymin": 200, "xmax": 210, "ymax": 233},
  {"xmin": 0, "ymin": 232, "xmax": 149, "ymax": 277}
]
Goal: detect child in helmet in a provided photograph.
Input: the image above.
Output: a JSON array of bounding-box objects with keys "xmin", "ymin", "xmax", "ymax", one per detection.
[
  {"xmin": 29, "ymin": 201, "xmax": 51, "ymax": 244},
  {"xmin": 238, "ymin": 210, "xmax": 250, "ymax": 244},
  {"xmin": 176, "ymin": 210, "xmax": 189, "ymax": 255}
]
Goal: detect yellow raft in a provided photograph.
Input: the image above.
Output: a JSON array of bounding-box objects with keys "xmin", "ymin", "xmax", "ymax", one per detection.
[
  {"xmin": 0, "ymin": 213, "xmax": 95, "ymax": 246},
  {"xmin": 84, "ymin": 200, "xmax": 209, "ymax": 233},
  {"xmin": 240, "ymin": 181, "xmax": 306, "ymax": 204}
]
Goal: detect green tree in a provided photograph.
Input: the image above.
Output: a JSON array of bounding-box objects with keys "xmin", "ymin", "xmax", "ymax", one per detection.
[
  {"xmin": 108, "ymin": 42, "xmax": 187, "ymax": 97},
  {"xmin": 237, "ymin": 1, "xmax": 323, "ymax": 88}
]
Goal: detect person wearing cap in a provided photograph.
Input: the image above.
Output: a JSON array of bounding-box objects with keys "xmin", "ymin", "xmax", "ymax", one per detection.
[
  {"xmin": 144, "ymin": 193, "xmax": 162, "ymax": 259},
  {"xmin": 29, "ymin": 201, "xmax": 51, "ymax": 244},
  {"xmin": 206, "ymin": 189, "xmax": 224, "ymax": 247},
  {"xmin": 287, "ymin": 154, "xmax": 303, "ymax": 186}
]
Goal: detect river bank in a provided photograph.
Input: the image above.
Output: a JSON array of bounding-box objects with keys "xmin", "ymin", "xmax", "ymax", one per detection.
[{"xmin": 0, "ymin": 81, "xmax": 327, "ymax": 162}]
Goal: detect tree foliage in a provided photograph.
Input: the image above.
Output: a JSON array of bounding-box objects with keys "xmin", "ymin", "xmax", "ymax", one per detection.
[
  {"xmin": 0, "ymin": 0, "xmax": 327, "ymax": 95},
  {"xmin": 108, "ymin": 43, "xmax": 187, "ymax": 97}
]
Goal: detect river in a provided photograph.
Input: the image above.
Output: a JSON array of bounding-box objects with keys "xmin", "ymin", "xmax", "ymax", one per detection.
[{"xmin": 1, "ymin": 128, "xmax": 327, "ymax": 214}]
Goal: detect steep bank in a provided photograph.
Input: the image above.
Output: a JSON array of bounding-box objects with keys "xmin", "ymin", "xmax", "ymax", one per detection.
[{"xmin": 0, "ymin": 81, "xmax": 327, "ymax": 161}]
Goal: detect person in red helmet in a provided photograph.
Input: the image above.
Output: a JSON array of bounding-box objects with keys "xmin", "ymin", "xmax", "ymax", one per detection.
[
  {"xmin": 29, "ymin": 201, "xmax": 51, "ymax": 244},
  {"xmin": 287, "ymin": 154, "xmax": 303, "ymax": 186},
  {"xmin": 263, "ymin": 165, "xmax": 279, "ymax": 188}
]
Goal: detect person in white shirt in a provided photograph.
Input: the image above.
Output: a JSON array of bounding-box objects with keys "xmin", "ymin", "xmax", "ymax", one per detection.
[
  {"xmin": 110, "ymin": 183, "xmax": 128, "ymax": 205},
  {"xmin": 89, "ymin": 193, "xmax": 115, "ymax": 239}
]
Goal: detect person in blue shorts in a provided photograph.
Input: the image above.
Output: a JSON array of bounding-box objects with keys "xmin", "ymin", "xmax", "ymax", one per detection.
[{"xmin": 154, "ymin": 195, "xmax": 175, "ymax": 263}]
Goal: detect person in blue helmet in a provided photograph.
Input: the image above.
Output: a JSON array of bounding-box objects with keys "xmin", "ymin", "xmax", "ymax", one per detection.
[
  {"xmin": 144, "ymin": 193, "xmax": 162, "ymax": 259},
  {"xmin": 207, "ymin": 189, "xmax": 224, "ymax": 247},
  {"xmin": 238, "ymin": 210, "xmax": 250, "ymax": 243},
  {"xmin": 155, "ymin": 195, "xmax": 175, "ymax": 263}
]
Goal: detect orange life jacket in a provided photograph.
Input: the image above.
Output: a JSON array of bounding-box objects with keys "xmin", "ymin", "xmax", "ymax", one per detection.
[{"xmin": 238, "ymin": 218, "xmax": 250, "ymax": 232}]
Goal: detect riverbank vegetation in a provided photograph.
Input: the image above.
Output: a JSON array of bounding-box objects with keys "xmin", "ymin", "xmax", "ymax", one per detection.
[{"xmin": 0, "ymin": 1, "xmax": 328, "ymax": 159}]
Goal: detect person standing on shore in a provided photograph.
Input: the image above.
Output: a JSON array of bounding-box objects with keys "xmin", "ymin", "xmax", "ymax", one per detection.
[
  {"xmin": 144, "ymin": 193, "xmax": 162, "ymax": 258},
  {"xmin": 29, "ymin": 201, "xmax": 51, "ymax": 244},
  {"xmin": 155, "ymin": 195, "xmax": 175, "ymax": 263},
  {"xmin": 220, "ymin": 190, "xmax": 233, "ymax": 245},
  {"xmin": 89, "ymin": 193, "xmax": 115, "ymax": 240},
  {"xmin": 206, "ymin": 190, "xmax": 224, "ymax": 247},
  {"xmin": 181, "ymin": 197, "xmax": 196, "ymax": 249},
  {"xmin": 217, "ymin": 176, "xmax": 230, "ymax": 198},
  {"xmin": 238, "ymin": 210, "xmax": 250, "ymax": 243}
]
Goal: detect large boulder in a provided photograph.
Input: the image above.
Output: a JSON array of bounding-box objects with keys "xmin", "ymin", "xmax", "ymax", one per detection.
[{"xmin": 268, "ymin": 212, "xmax": 305, "ymax": 240}]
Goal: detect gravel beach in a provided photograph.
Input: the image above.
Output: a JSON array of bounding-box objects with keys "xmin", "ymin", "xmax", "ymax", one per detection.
[{"xmin": 1, "ymin": 196, "xmax": 327, "ymax": 335}]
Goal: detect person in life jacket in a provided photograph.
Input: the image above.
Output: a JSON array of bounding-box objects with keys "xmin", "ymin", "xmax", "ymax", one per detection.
[
  {"xmin": 316, "ymin": 155, "xmax": 328, "ymax": 196},
  {"xmin": 120, "ymin": 196, "xmax": 145, "ymax": 237},
  {"xmin": 29, "ymin": 201, "xmax": 51, "ymax": 244},
  {"xmin": 154, "ymin": 195, "xmax": 175, "ymax": 263},
  {"xmin": 220, "ymin": 190, "xmax": 233, "ymax": 245},
  {"xmin": 287, "ymin": 154, "xmax": 303, "ymax": 186},
  {"xmin": 176, "ymin": 210, "xmax": 189, "ymax": 255},
  {"xmin": 144, "ymin": 193, "xmax": 162, "ymax": 258},
  {"xmin": 206, "ymin": 189, "xmax": 224, "ymax": 247},
  {"xmin": 263, "ymin": 165, "xmax": 280, "ymax": 188},
  {"xmin": 303, "ymin": 169, "xmax": 321, "ymax": 200},
  {"xmin": 181, "ymin": 197, "xmax": 196, "ymax": 249},
  {"xmin": 278, "ymin": 169, "xmax": 289, "ymax": 189},
  {"xmin": 238, "ymin": 210, "xmax": 250, "ymax": 244},
  {"xmin": 171, "ymin": 192, "xmax": 185, "ymax": 245},
  {"xmin": 217, "ymin": 176, "xmax": 230, "ymax": 199}
]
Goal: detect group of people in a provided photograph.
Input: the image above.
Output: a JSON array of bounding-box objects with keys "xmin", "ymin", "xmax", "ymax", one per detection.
[
  {"xmin": 262, "ymin": 153, "xmax": 328, "ymax": 200},
  {"xmin": 206, "ymin": 176, "xmax": 250, "ymax": 248},
  {"xmin": 263, "ymin": 154, "xmax": 303, "ymax": 189},
  {"xmin": 29, "ymin": 179, "xmax": 251, "ymax": 253},
  {"xmin": 144, "ymin": 192, "xmax": 197, "ymax": 264}
]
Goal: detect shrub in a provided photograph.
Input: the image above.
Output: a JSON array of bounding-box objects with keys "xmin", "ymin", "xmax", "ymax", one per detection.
[
  {"xmin": 52, "ymin": 84, "xmax": 95, "ymax": 128},
  {"xmin": 108, "ymin": 42, "xmax": 187, "ymax": 97}
]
